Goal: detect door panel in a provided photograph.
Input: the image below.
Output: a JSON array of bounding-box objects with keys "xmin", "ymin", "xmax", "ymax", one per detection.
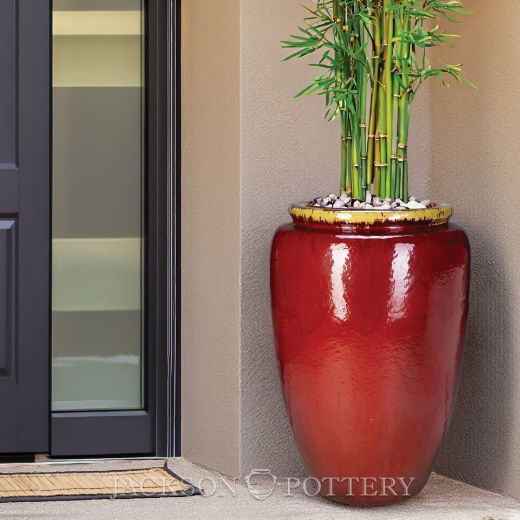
[
  {"xmin": 0, "ymin": 221, "xmax": 16, "ymax": 378},
  {"xmin": 0, "ymin": 0, "xmax": 50, "ymax": 453},
  {"xmin": 51, "ymin": 0, "xmax": 145, "ymax": 414},
  {"xmin": 52, "ymin": 411, "xmax": 153, "ymax": 456},
  {"xmin": 50, "ymin": 0, "xmax": 169, "ymax": 457},
  {"xmin": 51, "ymin": 0, "xmax": 149, "ymax": 455}
]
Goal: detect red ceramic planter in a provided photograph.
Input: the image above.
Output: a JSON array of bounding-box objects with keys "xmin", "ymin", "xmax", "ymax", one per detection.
[{"xmin": 271, "ymin": 205, "xmax": 470, "ymax": 506}]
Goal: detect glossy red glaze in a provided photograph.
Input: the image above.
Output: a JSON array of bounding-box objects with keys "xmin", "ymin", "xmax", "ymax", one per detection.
[{"xmin": 271, "ymin": 216, "xmax": 470, "ymax": 506}]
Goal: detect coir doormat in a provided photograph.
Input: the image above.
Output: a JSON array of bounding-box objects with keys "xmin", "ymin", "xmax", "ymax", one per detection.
[{"xmin": 0, "ymin": 464, "xmax": 199, "ymax": 502}]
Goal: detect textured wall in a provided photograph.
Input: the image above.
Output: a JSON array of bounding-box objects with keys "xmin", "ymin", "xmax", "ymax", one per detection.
[
  {"xmin": 239, "ymin": 0, "xmax": 336, "ymax": 478},
  {"xmin": 180, "ymin": 0, "xmax": 241, "ymax": 476},
  {"xmin": 431, "ymin": 1, "xmax": 520, "ymax": 500},
  {"xmin": 238, "ymin": 0, "xmax": 431, "ymax": 477}
]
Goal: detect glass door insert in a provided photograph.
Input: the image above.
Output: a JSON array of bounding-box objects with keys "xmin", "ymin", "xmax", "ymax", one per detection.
[{"xmin": 52, "ymin": 0, "xmax": 145, "ymax": 412}]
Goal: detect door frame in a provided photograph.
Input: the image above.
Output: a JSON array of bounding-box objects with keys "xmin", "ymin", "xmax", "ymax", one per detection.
[
  {"xmin": 166, "ymin": 0, "xmax": 182, "ymax": 458},
  {"xmin": 51, "ymin": 0, "xmax": 181, "ymax": 458}
]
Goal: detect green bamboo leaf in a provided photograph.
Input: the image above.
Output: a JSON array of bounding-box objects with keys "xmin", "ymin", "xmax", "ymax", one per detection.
[{"xmin": 282, "ymin": 0, "xmax": 473, "ymax": 200}]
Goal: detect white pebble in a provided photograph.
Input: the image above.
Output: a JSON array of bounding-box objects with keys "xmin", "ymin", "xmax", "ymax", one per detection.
[
  {"xmin": 406, "ymin": 200, "xmax": 427, "ymax": 210},
  {"xmin": 310, "ymin": 193, "xmax": 436, "ymax": 211}
]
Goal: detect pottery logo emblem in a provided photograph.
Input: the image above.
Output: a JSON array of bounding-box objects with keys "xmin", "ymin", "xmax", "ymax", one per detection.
[{"xmin": 245, "ymin": 469, "xmax": 277, "ymax": 500}]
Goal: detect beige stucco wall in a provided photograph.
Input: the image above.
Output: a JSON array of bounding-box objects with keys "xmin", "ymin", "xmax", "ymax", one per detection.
[
  {"xmin": 431, "ymin": 1, "xmax": 520, "ymax": 500},
  {"xmin": 238, "ymin": 0, "xmax": 337, "ymax": 478},
  {"xmin": 180, "ymin": 0, "xmax": 241, "ymax": 476},
  {"xmin": 181, "ymin": 0, "xmax": 474, "ymax": 484}
]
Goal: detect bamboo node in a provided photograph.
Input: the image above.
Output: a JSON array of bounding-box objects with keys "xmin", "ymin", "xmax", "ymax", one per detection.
[
  {"xmin": 398, "ymin": 143, "xmax": 408, "ymax": 149},
  {"xmin": 359, "ymin": 123, "xmax": 367, "ymax": 129},
  {"xmin": 368, "ymin": 134, "xmax": 376, "ymax": 138},
  {"xmin": 342, "ymin": 136, "xmax": 353, "ymax": 141}
]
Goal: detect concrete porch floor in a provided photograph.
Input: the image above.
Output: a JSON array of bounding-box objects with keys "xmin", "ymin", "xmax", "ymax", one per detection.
[{"xmin": 0, "ymin": 458, "xmax": 518, "ymax": 520}]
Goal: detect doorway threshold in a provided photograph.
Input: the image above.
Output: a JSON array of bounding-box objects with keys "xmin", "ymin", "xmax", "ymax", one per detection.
[{"xmin": 0, "ymin": 454, "xmax": 167, "ymax": 468}]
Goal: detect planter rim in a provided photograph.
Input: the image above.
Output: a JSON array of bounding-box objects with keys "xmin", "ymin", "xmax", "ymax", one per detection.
[{"xmin": 290, "ymin": 203, "xmax": 453, "ymax": 227}]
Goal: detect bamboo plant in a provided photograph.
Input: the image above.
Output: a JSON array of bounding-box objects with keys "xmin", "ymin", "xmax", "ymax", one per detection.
[{"xmin": 283, "ymin": 0, "xmax": 472, "ymax": 202}]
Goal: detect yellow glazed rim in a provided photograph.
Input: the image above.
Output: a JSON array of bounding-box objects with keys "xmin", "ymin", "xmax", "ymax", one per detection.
[{"xmin": 290, "ymin": 203, "xmax": 453, "ymax": 227}]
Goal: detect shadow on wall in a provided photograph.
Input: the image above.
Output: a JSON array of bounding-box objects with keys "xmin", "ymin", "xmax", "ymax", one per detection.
[
  {"xmin": 432, "ymin": 0, "xmax": 520, "ymax": 499},
  {"xmin": 435, "ymin": 232, "xmax": 514, "ymax": 493}
]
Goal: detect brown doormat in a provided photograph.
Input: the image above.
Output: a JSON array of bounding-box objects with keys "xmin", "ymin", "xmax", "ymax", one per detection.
[{"xmin": 0, "ymin": 465, "xmax": 199, "ymax": 503}]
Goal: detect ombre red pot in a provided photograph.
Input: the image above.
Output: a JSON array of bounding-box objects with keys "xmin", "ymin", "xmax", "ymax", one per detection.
[{"xmin": 270, "ymin": 204, "xmax": 470, "ymax": 506}]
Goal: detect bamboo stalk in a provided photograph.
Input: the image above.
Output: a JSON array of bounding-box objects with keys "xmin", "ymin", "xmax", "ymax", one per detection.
[
  {"xmin": 378, "ymin": 72, "xmax": 388, "ymax": 199},
  {"xmin": 334, "ymin": 0, "xmax": 347, "ymax": 196},
  {"xmin": 393, "ymin": 9, "xmax": 403, "ymax": 200},
  {"xmin": 397, "ymin": 13, "xmax": 411, "ymax": 201},
  {"xmin": 391, "ymin": 75, "xmax": 399, "ymax": 199},
  {"xmin": 384, "ymin": 0, "xmax": 394, "ymax": 199},
  {"xmin": 358, "ymin": 15, "xmax": 368, "ymax": 200},
  {"xmin": 366, "ymin": 97, "xmax": 378, "ymax": 189},
  {"xmin": 353, "ymin": 1, "xmax": 366, "ymax": 200},
  {"xmin": 367, "ymin": 9, "xmax": 381, "ymax": 189},
  {"xmin": 340, "ymin": 112, "xmax": 350, "ymax": 197},
  {"xmin": 346, "ymin": 126, "xmax": 353, "ymax": 196},
  {"xmin": 352, "ymin": 129, "xmax": 360, "ymax": 200},
  {"xmin": 374, "ymin": 134, "xmax": 381, "ymax": 196},
  {"xmin": 283, "ymin": 0, "xmax": 471, "ymax": 204}
]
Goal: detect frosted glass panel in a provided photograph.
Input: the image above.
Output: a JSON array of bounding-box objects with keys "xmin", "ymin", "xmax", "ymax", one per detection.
[
  {"xmin": 54, "ymin": 36, "xmax": 142, "ymax": 87},
  {"xmin": 53, "ymin": 238, "xmax": 141, "ymax": 312},
  {"xmin": 53, "ymin": 11, "xmax": 142, "ymax": 35},
  {"xmin": 52, "ymin": 0, "xmax": 145, "ymax": 412}
]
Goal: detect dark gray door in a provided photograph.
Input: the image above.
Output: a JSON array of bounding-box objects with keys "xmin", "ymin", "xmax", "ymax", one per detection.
[{"xmin": 0, "ymin": 0, "xmax": 50, "ymax": 453}]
